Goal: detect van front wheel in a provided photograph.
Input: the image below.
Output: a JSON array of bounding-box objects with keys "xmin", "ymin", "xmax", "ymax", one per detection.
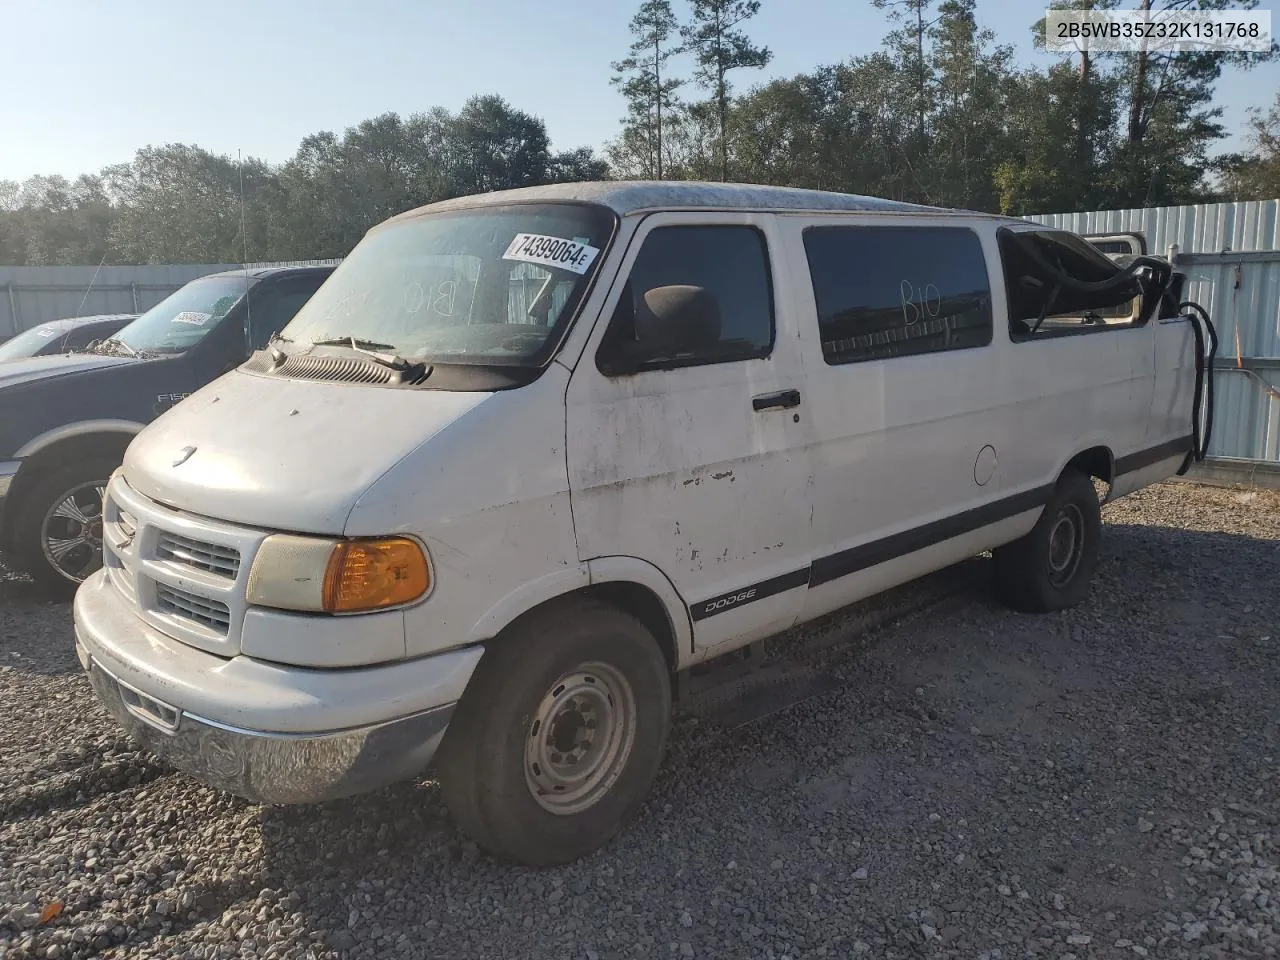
[
  {"xmin": 992, "ymin": 469, "xmax": 1101, "ymax": 613},
  {"xmin": 435, "ymin": 598, "xmax": 671, "ymax": 866}
]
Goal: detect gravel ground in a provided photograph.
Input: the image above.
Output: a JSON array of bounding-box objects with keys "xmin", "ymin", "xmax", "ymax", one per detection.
[{"xmin": 1, "ymin": 480, "xmax": 1278, "ymax": 960}]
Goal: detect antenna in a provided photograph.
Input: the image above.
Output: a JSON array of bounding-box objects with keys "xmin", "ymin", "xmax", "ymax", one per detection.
[
  {"xmin": 239, "ymin": 149, "xmax": 252, "ymax": 355},
  {"xmin": 77, "ymin": 253, "xmax": 107, "ymax": 315}
]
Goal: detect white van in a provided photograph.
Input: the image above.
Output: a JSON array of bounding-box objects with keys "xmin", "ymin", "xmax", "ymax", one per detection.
[{"xmin": 72, "ymin": 182, "xmax": 1215, "ymax": 866}]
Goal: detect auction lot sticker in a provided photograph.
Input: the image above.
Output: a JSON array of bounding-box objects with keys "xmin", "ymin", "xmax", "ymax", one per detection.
[{"xmin": 503, "ymin": 234, "xmax": 600, "ymax": 275}]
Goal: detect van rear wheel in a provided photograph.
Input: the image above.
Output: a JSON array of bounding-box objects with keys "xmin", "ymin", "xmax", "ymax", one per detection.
[
  {"xmin": 992, "ymin": 468, "xmax": 1101, "ymax": 613},
  {"xmin": 435, "ymin": 597, "xmax": 671, "ymax": 866}
]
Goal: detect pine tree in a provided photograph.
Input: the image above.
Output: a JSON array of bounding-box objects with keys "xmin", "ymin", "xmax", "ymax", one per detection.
[
  {"xmin": 681, "ymin": 0, "xmax": 773, "ymax": 181},
  {"xmin": 611, "ymin": 1, "xmax": 684, "ymax": 179}
]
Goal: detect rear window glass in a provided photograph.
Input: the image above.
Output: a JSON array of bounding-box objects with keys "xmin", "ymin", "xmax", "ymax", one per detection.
[
  {"xmin": 999, "ymin": 229, "xmax": 1143, "ymax": 338},
  {"xmin": 803, "ymin": 226, "xmax": 993, "ymax": 364}
]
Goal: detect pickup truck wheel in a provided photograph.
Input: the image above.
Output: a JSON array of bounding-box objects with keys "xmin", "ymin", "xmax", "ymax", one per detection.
[
  {"xmin": 435, "ymin": 598, "xmax": 671, "ymax": 866},
  {"xmin": 992, "ymin": 469, "xmax": 1101, "ymax": 613},
  {"xmin": 12, "ymin": 458, "xmax": 116, "ymax": 596}
]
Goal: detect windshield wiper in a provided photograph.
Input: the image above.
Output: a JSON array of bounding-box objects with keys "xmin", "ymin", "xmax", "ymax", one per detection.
[
  {"xmin": 311, "ymin": 336, "xmax": 397, "ymax": 351},
  {"xmin": 310, "ymin": 335, "xmax": 430, "ymax": 379},
  {"xmin": 312, "ymin": 336, "xmax": 408, "ymax": 367}
]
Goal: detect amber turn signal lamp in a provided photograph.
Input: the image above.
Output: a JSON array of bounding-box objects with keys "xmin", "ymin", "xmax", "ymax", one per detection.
[{"xmin": 322, "ymin": 538, "xmax": 430, "ymax": 613}]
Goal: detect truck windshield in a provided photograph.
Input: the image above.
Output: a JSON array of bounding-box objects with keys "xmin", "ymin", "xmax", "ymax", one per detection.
[
  {"xmin": 280, "ymin": 202, "xmax": 617, "ymax": 368},
  {"xmin": 114, "ymin": 276, "xmax": 250, "ymax": 355}
]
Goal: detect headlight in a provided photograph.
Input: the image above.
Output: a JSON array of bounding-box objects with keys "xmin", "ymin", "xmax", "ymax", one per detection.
[{"xmin": 247, "ymin": 534, "xmax": 430, "ymax": 613}]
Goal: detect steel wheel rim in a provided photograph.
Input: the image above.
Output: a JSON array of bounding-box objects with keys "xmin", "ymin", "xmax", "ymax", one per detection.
[
  {"xmin": 524, "ymin": 662, "xmax": 637, "ymax": 816},
  {"xmin": 40, "ymin": 481, "xmax": 108, "ymax": 583},
  {"xmin": 1047, "ymin": 504, "xmax": 1084, "ymax": 587}
]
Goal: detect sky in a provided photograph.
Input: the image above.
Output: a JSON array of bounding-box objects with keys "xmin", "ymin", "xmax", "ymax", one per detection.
[{"xmin": 1, "ymin": 0, "xmax": 1276, "ymax": 184}]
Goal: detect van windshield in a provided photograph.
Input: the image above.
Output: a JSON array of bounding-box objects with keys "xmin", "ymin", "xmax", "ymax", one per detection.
[
  {"xmin": 280, "ymin": 202, "xmax": 617, "ymax": 368},
  {"xmin": 115, "ymin": 276, "xmax": 250, "ymax": 355}
]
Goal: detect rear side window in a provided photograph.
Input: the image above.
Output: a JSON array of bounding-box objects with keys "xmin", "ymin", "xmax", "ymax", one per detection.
[
  {"xmin": 596, "ymin": 224, "xmax": 774, "ymax": 374},
  {"xmin": 998, "ymin": 229, "xmax": 1143, "ymax": 339},
  {"xmin": 803, "ymin": 226, "xmax": 993, "ymax": 365}
]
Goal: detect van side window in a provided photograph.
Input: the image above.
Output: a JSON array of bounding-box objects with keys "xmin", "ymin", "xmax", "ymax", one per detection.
[
  {"xmin": 596, "ymin": 225, "xmax": 774, "ymax": 374},
  {"xmin": 998, "ymin": 228, "xmax": 1143, "ymax": 341},
  {"xmin": 802, "ymin": 226, "xmax": 992, "ymax": 365}
]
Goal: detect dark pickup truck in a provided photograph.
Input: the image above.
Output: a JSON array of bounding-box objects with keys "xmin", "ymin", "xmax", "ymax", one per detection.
[{"xmin": 0, "ymin": 265, "xmax": 334, "ymax": 592}]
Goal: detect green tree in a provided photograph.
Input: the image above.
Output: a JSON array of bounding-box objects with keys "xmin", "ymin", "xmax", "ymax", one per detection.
[
  {"xmin": 681, "ymin": 0, "xmax": 772, "ymax": 181},
  {"xmin": 612, "ymin": 0, "xmax": 684, "ymax": 179},
  {"xmin": 547, "ymin": 146, "xmax": 611, "ymax": 183},
  {"xmin": 1016, "ymin": 0, "xmax": 1121, "ymax": 212},
  {"xmin": 0, "ymin": 173, "xmax": 118, "ymax": 265},
  {"xmin": 995, "ymin": 62, "xmax": 1121, "ymax": 213},
  {"xmin": 871, "ymin": 0, "xmax": 942, "ymax": 148},
  {"xmin": 730, "ymin": 57, "xmax": 914, "ymax": 197},
  {"xmin": 103, "ymin": 145, "xmax": 280, "ymax": 263},
  {"xmin": 271, "ymin": 98, "xmax": 606, "ymax": 260},
  {"xmin": 924, "ymin": 0, "xmax": 1016, "ymax": 209},
  {"xmin": 1032, "ymin": 0, "xmax": 1276, "ymax": 207},
  {"xmin": 1219, "ymin": 92, "xmax": 1280, "ymax": 199}
]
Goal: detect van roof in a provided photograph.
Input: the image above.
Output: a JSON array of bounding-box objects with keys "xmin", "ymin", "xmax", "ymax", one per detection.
[{"xmin": 383, "ymin": 180, "xmax": 1032, "ymax": 225}]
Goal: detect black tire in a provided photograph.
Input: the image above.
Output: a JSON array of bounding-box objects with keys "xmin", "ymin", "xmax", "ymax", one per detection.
[
  {"xmin": 435, "ymin": 597, "xmax": 672, "ymax": 866},
  {"xmin": 11, "ymin": 458, "xmax": 117, "ymax": 597},
  {"xmin": 992, "ymin": 469, "xmax": 1101, "ymax": 614}
]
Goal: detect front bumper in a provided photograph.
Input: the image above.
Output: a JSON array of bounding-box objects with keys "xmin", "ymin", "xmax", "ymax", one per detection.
[
  {"xmin": 74, "ymin": 570, "xmax": 484, "ymax": 804},
  {"xmin": 83, "ymin": 654, "xmax": 455, "ymax": 804}
]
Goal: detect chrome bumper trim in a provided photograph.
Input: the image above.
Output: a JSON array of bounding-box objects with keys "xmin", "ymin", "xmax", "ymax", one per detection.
[{"xmin": 83, "ymin": 649, "xmax": 456, "ymax": 805}]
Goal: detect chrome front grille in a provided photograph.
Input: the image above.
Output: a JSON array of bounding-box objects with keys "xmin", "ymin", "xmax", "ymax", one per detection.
[
  {"xmin": 101, "ymin": 474, "xmax": 266, "ymax": 657},
  {"xmin": 156, "ymin": 584, "xmax": 231, "ymax": 633},
  {"xmin": 156, "ymin": 531, "xmax": 241, "ymax": 578}
]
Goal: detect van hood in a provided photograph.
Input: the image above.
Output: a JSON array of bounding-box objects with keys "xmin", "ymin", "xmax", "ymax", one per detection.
[
  {"xmin": 122, "ymin": 368, "xmax": 491, "ymax": 534},
  {"xmin": 0, "ymin": 352, "xmax": 136, "ymax": 388}
]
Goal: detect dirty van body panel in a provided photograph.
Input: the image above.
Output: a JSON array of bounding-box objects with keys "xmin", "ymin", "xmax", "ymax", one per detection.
[
  {"xmin": 123, "ymin": 369, "xmax": 491, "ymax": 535},
  {"xmin": 775, "ymin": 216, "xmax": 1024, "ymax": 624},
  {"xmin": 346, "ymin": 365, "xmax": 582, "ymax": 661},
  {"xmin": 1110, "ymin": 316, "xmax": 1198, "ymax": 498},
  {"xmin": 1001, "ymin": 325, "xmax": 1155, "ymax": 501},
  {"xmin": 566, "ymin": 211, "xmax": 816, "ymax": 657},
  {"xmin": 993, "ymin": 225, "xmax": 1182, "ymax": 502}
]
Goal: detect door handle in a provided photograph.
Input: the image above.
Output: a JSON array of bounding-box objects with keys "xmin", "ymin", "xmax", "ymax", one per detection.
[{"xmin": 752, "ymin": 388, "xmax": 802, "ymax": 412}]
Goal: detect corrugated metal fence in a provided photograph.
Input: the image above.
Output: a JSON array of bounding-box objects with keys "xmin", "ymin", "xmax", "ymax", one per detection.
[
  {"xmin": 0, "ymin": 264, "xmax": 238, "ymax": 337},
  {"xmin": 1026, "ymin": 199, "xmax": 1280, "ymax": 482}
]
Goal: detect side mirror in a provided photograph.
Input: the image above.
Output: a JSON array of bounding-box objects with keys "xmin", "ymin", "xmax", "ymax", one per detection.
[
  {"xmin": 1158, "ymin": 271, "xmax": 1188, "ymax": 320},
  {"xmin": 600, "ymin": 284, "xmax": 721, "ymax": 375}
]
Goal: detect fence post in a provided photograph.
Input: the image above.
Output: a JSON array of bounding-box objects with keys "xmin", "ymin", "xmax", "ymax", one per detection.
[
  {"xmin": 4, "ymin": 283, "xmax": 16, "ymax": 336},
  {"xmin": 130, "ymin": 281, "xmax": 139, "ymax": 312}
]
